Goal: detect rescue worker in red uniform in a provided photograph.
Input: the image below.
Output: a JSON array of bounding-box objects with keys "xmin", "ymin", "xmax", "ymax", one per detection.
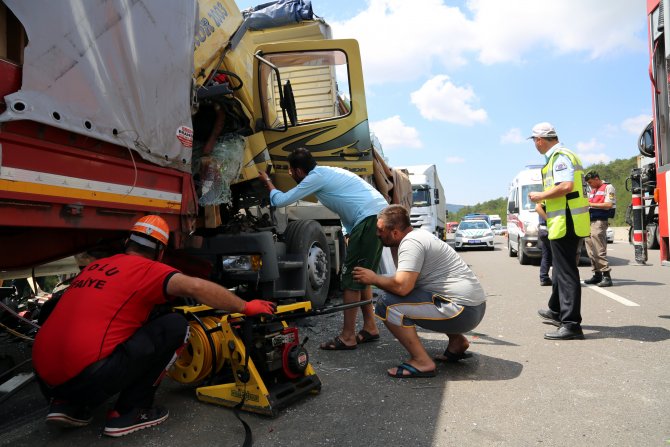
[{"xmin": 32, "ymin": 215, "xmax": 276, "ymax": 437}]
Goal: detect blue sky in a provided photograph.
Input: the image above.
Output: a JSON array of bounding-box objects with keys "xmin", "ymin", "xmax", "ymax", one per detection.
[{"xmin": 237, "ymin": 0, "xmax": 651, "ymax": 205}]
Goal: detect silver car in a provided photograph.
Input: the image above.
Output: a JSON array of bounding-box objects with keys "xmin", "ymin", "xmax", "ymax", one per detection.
[
  {"xmin": 454, "ymin": 220, "xmax": 495, "ymax": 251},
  {"xmin": 606, "ymin": 227, "xmax": 614, "ymax": 243}
]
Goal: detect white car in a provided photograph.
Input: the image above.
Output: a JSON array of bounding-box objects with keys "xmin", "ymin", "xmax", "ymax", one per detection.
[
  {"xmin": 607, "ymin": 227, "xmax": 614, "ymax": 243},
  {"xmin": 454, "ymin": 220, "xmax": 495, "ymax": 251},
  {"xmin": 494, "ymin": 225, "xmax": 507, "ymax": 236}
]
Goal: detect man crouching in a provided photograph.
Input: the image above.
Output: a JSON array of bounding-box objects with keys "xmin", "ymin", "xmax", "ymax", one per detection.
[{"xmin": 352, "ymin": 205, "xmax": 486, "ymax": 378}]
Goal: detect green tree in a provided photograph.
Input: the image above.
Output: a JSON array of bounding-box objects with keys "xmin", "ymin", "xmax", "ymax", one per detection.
[{"xmin": 582, "ymin": 157, "xmax": 636, "ymax": 227}]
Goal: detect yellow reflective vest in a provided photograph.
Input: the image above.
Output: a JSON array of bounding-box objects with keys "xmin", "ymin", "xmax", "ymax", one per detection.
[{"xmin": 541, "ymin": 147, "xmax": 590, "ymax": 239}]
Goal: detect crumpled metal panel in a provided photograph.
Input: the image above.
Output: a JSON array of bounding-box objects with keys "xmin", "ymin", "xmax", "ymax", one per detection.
[{"xmin": 0, "ymin": 0, "xmax": 197, "ymax": 172}]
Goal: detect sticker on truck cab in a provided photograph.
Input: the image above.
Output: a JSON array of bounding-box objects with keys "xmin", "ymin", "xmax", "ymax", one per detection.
[{"xmin": 176, "ymin": 126, "xmax": 193, "ymax": 148}]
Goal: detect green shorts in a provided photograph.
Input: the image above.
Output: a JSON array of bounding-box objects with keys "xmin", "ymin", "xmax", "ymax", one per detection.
[{"xmin": 340, "ymin": 215, "xmax": 383, "ymax": 291}]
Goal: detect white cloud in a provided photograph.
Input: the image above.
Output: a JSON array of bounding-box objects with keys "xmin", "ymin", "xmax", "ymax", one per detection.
[
  {"xmin": 621, "ymin": 114, "xmax": 652, "ymax": 134},
  {"xmin": 410, "ymin": 75, "xmax": 487, "ymax": 126},
  {"xmin": 446, "ymin": 156, "xmax": 465, "ymax": 164},
  {"xmin": 501, "ymin": 128, "xmax": 525, "ymax": 144},
  {"xmin": 331, "ymin": 0, "xmax": 645, "ymax": 84},
  {"xmin": 469, "ymin": 0, "xmax": 646, "ymax": 64},
  {"xmin": 369, "ymin": 115, "xmax": 422, "ymax": 150},
  {"xmin": 331, "ymin": 0, "xmax": 477, "ymax": 85},
  {"xmin": 576, "ymin": 138, "xmax": 605, "ymax": 152},
  {"xmin": 575, "ymin": 137, "xmax": 609, "ymax": 165}
]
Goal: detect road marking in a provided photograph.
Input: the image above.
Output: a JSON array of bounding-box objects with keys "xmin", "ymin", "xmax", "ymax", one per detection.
[{"xmin": 584, "ymin": 284, "xmax": 640, "ymax": 306}]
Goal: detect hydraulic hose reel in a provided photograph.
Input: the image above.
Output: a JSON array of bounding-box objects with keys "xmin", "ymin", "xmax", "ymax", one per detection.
[{"xmin": 168, "ymin": 302, "xmax": 321, "ymax": 417}]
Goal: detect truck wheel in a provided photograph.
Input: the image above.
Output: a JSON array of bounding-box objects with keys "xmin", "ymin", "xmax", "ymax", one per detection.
[
  {"xmin": 646, "ymin": 224, "xmax": 660, "ymax": 250},
  {"xmin": 286, "ymin": 220, "xmax": 331, "ymax": 307}
]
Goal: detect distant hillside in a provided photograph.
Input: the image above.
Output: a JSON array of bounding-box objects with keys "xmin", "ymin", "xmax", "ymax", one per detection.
[
  {"xmin": 446, "ymin": 204, "xmax": 464, "ymax": 215},
  {"xmin": 451, "ymin": 156, "xmax": 637, "ymax": 226}
]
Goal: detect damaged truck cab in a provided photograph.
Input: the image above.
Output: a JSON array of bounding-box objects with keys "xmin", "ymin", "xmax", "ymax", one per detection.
[{"xmin": 0, "ymin": 0, "xmax": 406, "ymax": 306}]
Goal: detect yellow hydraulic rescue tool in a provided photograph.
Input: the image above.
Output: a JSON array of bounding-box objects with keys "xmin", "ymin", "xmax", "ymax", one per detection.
[{"xmin": 168, "ymin": 302, "xmax": 321, "ymax": 417}]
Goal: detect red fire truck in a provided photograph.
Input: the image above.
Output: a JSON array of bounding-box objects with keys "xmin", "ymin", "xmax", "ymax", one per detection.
[{"xmin": 635, "ymin": 0, "xmax": 670, "ymax": 265}]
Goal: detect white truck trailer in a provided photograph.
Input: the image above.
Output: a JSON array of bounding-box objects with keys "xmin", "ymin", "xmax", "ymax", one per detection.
[{"xmin": 398, "ymin": 165, "xmax": 446, "ymax": 240}]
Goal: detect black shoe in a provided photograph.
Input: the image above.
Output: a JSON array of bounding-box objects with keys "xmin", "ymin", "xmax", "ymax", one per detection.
[
  {"xmin": 46, "ymin": 399, "xmax": 93, "ymax": 428},
  {"xmin": 583, "ymin": 274, "xmax": 602, "ymax": 285},
  {"xmin": 544, "ymin": 326, "xmax": 585, "ymax": 340},
  {"xmin": 540, "ymin": 279, "xmax": 552, "ymax": 286},
  {"xmin": 597, "ymin": 276, "xmax": 613, "ymax": 287},
  {"xmin": 537, "ymin": 309, "xmax": 560, "ymax": 327},
  {"xmin": 103, "ymin": 407, "xmax": 168, "ymax": 437}
]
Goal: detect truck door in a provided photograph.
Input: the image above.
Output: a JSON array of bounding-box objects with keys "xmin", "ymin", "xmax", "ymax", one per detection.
[{"xmin": 253, "ymin": 39, "xmax": 372, "ymax": 193}]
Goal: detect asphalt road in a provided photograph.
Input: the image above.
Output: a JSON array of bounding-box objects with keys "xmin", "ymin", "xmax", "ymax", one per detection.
[{"xmin": 1, "ymin": 235, "xmax": 669, "ymax": 446}]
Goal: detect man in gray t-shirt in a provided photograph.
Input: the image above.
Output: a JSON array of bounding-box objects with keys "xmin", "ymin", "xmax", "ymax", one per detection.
[{"xmin": 353, "ymin": 205, "xmax": 486, "ymax": 379}]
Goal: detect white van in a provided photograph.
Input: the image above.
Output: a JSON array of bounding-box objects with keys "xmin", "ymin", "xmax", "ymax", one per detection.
[{"xmin": 506, "ymin": 165, "xmax": 544, "ymax": 264}]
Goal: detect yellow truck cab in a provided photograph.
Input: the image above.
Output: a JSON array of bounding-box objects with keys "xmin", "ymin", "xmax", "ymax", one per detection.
[{"xmin": 0, "ymin": 0, "xmax": 409, "ymax": 306}]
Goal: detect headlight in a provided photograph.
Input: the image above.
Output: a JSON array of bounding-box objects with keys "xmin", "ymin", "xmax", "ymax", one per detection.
[
  {"xmin": 484, "ymin": 231, "xmax": 494, "ymax": 237},
  {"xmin": 455, "ymin": 231, "xmax": 463, "ymax": 238},
  {"xmin": 525, "ymin": 223, "xmax": 539, "ymax": 237},
  {"xmin": 221, "ymin": 255, "xmax": 262, "ymax": 272}
]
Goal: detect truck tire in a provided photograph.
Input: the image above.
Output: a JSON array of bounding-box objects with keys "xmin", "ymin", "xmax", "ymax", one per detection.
[
  {"xmin": 646, "ymin": 224, "xmax": 660, "ymax": 250},
  {"xmin": 285, "ymin": 220, "xmax": 331, "ymax": 307}
]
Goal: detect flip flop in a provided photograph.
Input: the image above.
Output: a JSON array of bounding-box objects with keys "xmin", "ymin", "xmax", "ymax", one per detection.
[
  {"xmin": 388, "ymin": 362, "xmax": 436, "ymax": 379},
  {"xmin": 434, "ymin": 349, "xmax": 474, "ymax": 363},
  {"xmin": 356, "ymin": 329, "xmax": 380, "ymax": 344},
  {"xmin": 320, "ymin": 336, "xmax": 357, "ymax": 350}
]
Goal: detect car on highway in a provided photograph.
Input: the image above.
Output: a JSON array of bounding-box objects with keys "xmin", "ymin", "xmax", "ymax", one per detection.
[
  {"xmin": 607, "ymin": 226, "xmax": 614, "ymax": 243},
  {"xmin": 494, "ymin": 225, "xmax": 507, "ymax": 236},
  {"xmin": 454, "ymin": 219, "xmax": 495, "ymax": 251}
]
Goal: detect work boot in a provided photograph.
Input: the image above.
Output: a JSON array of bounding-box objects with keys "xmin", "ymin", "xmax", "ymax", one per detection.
[
  {"xmin": 597, "ymin": 272, "xmax": 613, "ymax": 287},
  {"xmin": 583, "ymin": 273, "xmax": 602, "ymax": 285}
]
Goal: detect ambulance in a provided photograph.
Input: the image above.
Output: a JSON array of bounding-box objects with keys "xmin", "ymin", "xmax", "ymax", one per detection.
[{"xmin": 506, "ymin": 166, "xmax": 544, "ymax": 264}]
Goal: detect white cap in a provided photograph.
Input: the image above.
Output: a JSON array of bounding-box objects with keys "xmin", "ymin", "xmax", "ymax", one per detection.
[{"xmin": 528, "ymin": 122, "xmax": 557, "ymax": 139}]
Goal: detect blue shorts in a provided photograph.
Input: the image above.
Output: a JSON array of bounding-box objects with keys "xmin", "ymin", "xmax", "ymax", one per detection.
[{"xmin": 374, "ymin": 289, "xmax": 486, "ymax": 333}]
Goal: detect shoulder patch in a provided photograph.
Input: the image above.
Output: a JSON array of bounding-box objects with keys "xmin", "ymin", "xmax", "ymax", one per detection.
[{"xmin": 554, "ymin": 162, "xmax": 568, "ymax": 171}]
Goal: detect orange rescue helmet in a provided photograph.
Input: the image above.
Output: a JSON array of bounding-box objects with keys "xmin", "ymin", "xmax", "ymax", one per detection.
[{"xmin": 129, "ymin": 215, "xmax": 170, "ymax": 249}]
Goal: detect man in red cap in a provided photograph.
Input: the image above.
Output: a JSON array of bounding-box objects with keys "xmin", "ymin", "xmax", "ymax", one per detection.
[{"xmin": 33, "ymin": 215, "xmax": 276, "ymax": 437}]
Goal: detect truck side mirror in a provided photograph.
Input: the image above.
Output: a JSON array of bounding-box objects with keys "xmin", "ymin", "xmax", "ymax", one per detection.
[{"xmin": 638, "ymin": 120, "xmax": 655, "ymax": 158}]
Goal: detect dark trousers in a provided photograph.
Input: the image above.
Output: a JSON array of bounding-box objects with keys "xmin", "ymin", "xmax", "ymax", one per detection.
[
  {"xmin": 548, "ymin": 226, "xmax": 582, "ymax": 329},
  {"xmin": 40, "ymin": 312, "xmax": 188, "ymax": 413},
  {"xmin": 539, "ymin": 233, "xmax": 552, "ymax": 282}
]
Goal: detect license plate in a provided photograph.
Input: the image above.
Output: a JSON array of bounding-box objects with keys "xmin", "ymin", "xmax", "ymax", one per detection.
[{"xmin": 468, "ymin": 239, "xmax": 480, "ymax": 244}]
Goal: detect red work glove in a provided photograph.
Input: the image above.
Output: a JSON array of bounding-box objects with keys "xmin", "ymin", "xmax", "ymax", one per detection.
[{"xmin": 243, "ymin": 299, "xmax": 276, "ymax": 316}]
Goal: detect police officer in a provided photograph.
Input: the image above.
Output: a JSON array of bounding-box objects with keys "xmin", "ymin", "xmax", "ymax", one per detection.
[
  {"xmin": 528, "ymin": 123, "xmax": 590, "ymax": 340},
  {"xmin": 583, "ymin": 170, "xmax": 616, "ymax": 287}
]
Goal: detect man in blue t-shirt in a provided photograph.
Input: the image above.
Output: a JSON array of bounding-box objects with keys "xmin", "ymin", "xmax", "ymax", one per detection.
[{"xmin": 259, "ymin": 148, "xmax": 388, "ymax": 350}]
